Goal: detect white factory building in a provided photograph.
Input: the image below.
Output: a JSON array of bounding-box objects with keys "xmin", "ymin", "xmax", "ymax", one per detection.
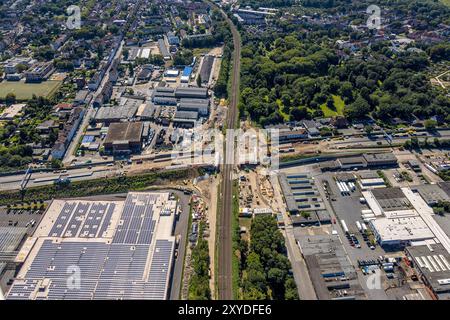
[{"xmin": 363, "ymin": 187, "xmax": 450, "ymax": 253}]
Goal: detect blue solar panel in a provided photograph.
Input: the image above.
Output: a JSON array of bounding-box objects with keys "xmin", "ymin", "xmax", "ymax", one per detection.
[
  {"xmin": 7, "ymin": 193, "xmax": 175, "ymax": 300},
  {"xmin": 81, "ymin": 135, "xmax": 95, "ymax": 143}
]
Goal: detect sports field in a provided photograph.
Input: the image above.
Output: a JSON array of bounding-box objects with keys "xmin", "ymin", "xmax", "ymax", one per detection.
[{"xmin": 0, "ymin": 80, "xmax": 62, "ymax": 100}]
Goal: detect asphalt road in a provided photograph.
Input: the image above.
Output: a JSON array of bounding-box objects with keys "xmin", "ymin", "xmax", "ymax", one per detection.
[
  {"xmin": 168, "ymin": 190, "xmax": 193, "ymax": 300},
  {"xmin": 0, "ymin": 166, "xmax": 115, "ymax": 190},
  {"xmin": 63, "ymin": 35, "xmax": 125, "ymax": 165},
  {"xmin": 217, "ymin": 6, "xmax": 241, "ymax": 300}
]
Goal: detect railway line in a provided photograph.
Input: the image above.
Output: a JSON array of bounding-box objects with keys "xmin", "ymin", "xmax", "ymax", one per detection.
[{"xmin": 216, "ymin": 5, "xmax": 241, "ymax": 300}]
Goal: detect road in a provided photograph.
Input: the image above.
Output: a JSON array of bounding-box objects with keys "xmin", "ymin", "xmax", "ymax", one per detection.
[
  {"xmin": 168, "ymin": 190, "xmax": 193, "ymax": 300},
  {"xmin": 0, "ymin": 166, "xmax": 116, "ymax": 190},
  {"xmin": 63, "ymin": 39, "xmax": 124, "ymax": 165},
  {"xmin": 61, "ymin": 0, "xmax": 145, "ymax": 166},
  {"xmin": 217, "ymin": 5, "xmax": 241, "ymax": 300}
]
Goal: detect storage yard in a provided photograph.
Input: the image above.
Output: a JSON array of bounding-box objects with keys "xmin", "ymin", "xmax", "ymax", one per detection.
[{"xmin": 276, "ymin": 152, "xmax": 450, "ymax": 300}]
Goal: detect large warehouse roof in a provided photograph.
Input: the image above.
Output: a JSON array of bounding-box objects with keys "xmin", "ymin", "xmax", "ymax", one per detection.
[
  {"xmin": 7, "ymin": 192, "xmax": 178, "ymax": 300},
  {"xmin": 104, "ymin": 122, "xmax": 143, "ymax": 145},
  {"xmin": 199, "ymin": 55, "xmax": 214, "ymax": 83},
  {"xmin": 370, "ymin": 216, "xmax": 435, "ymax": 243},
  {"xmin": 94, "ymin": 105, "xmax": 138, "ymax": 122},
  {"xmin": 175, "ymin": 87, "xmax": 208, "ymax": 98}
]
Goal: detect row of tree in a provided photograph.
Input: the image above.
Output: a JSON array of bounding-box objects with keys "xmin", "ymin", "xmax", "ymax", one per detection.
[
  {"xmin": 188, "ymin": 221, "xmax": 211, "ymax": 300},
  {"xmin": 238, "ymin": 215, "xmax": 298, "ymax": 300}
]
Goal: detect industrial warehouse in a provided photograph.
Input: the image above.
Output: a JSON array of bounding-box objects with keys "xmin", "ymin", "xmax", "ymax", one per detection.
[
  {"xmin": 278, "ymin": 150, "xmax": 450, "ymax": 300},
  {"xmin": 103, "ymin": 122, "xmax": 144, "ymax": 154},
  {"xmin": 6, "ymin": 192, "xmax": 178, "ymax": 300},
  {"xmin": 151, "ymin": 86, "xmax": 210, "ymax": 128},
  {"xmin": 361, "ymin": 187, "xmax": 450, "ymax": 252}
]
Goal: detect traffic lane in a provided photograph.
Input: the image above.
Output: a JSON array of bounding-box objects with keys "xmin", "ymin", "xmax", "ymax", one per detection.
[
  {"xmin": 0, "ymin": 168, "xmax": 113, "ymax": 190},
  {"xmin": 169, "ymin": 190, "xmax": 192, "ymax": 300}
]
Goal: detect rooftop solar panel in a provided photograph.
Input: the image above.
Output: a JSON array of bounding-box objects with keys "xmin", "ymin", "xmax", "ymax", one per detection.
[{"xmin": 7, "ymin": 192, "xmax": 175, "ymax": 300}]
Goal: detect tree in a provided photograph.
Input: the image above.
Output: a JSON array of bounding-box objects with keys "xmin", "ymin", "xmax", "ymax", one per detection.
[
  {"xmin": 284, "ymin": 278, "xmax": 299, "ymax": 300},
  {"xmin": 50, "ymin": 159, "xmax": 62, "ymax": 169},
  {"xmin": 434, "ymin": 137, "xmax": 441, "ymax": 148},
  {"xmin": 123, "ymin": 48, "xmax": 129, "ymax": 60},
  {"xmin": 345, "ymin": 96, "xmax": 371, "ymax": 120},
  {"xmin": 289, "ymin": 106, "xmax": 308, "ymax": 121},
  {"xmin": 16, "ymin": 63, "xmax": 28, "ymax": 73},
  {"xmin": 241, "ymin": 215, "xmax": 296, "ymax": 300},
  {"xmin": 364, "ymin": 125, "xmax": 374, "ymax": 136},
  {"xmin": 326, "ymin": 97, "xmax": 335, "ymax": 110},
  {"xmin": 5, "ymin": 92, "xmax": 16, "ymax": 105},
  {"xmin": 281, "ymin": 93, "xmax": 292, "ymax": 108},
  {"xmin": 173, "ymin": 49, "xmax": 193, "ymax": 66},
  {"xmin": 424, "ymin": 119, "xmax": 437, "ymax": 131}
]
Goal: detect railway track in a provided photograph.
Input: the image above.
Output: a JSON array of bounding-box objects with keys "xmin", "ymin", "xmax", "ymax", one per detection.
[{"xmin": 215, "ymin": 6, "xmax": 241, "ymax": 300}]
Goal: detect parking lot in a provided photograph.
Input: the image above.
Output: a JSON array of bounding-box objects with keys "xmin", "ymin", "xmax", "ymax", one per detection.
[
  {"xmin": 0, "ymin": 207, "xmax": 45, "ymax": 232},
  {"xmin": 313, "ymin": 171, "xmax": 405, "ymax": 299}
]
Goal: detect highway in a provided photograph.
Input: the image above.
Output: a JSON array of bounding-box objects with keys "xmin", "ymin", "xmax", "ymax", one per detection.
[
  {"xmin": 216, "ymin": 5, "xmax": 241, "ymax": 300},
  {"xmin": 0, "ymin": 166, "xmax": 115, "ymax": 190}
]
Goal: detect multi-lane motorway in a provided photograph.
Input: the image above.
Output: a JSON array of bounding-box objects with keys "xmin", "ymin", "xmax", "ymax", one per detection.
[
  {"xmin": 0, "ymin": 166, "xmax": 114, "ymax": 190},
  {"xmin": 217, "ymin": 5, "xmax": 241, "ymax": 300}
]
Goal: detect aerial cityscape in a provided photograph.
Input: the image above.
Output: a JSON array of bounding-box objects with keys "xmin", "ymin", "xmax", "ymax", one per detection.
[{"xmin": 0, "ymin": 0, "xmax": 450, "ymax": 305}]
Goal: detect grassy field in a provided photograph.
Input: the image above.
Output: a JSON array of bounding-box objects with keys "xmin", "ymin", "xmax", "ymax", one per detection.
[
  {"xmin": 0, "ymin": 80, "xmax": 62, "ymax": 101},
  {"xmin": 276, "ymin": 99, "xmax": 290, "ymax": 121},
  {"xmin": 440, "ymin": 0, "xmax": 450, "ymax": 7},
  {"xmin": 193, "ymin": 48, "xmax": 211, "ymax": 57},
  {"xmin": 320, "ymin": 95, "xmax": 345, "ymax": 117}
]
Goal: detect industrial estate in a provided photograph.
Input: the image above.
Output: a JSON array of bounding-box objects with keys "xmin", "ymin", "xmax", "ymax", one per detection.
[{"xmin": 1, "ymin": 0, "xmax": 450, "ymax": 305}]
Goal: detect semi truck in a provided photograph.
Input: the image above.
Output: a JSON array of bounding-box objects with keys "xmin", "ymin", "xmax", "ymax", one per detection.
[{"xmin": 341, "ymin": 219, "xmax": 349, "ymax": 234}]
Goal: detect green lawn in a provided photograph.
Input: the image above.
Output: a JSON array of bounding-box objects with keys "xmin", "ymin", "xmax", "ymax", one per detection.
[
  {"xmin": 192, "ymin": 48, "xmax": 211, "ymax": 57},
  {"xmin": 276, "ymin": 99, "xmax": 290, "ymax": 121},
  {"xmin": 0, "ymin": 80, "xmax": 62, "ymax": 101},
  {"xmin": 320, "ymin": 95, "xmax": 345, "ymax": 117}
]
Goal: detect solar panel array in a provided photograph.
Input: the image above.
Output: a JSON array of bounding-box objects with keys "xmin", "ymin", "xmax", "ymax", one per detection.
[
  {"xmin": 49, "ymin": 202, "xmax": 115, "ymax": 238},
  {"xmin": 7, "ymin": 193, "xmax": 175, "ymax": 300},
  {"xmin": 0, "ymin": 262, "xmax": 6, "ymax": 275},
  {"xmin": 113, "ymin": 193, "xmax": 159, "ymax": 245}
]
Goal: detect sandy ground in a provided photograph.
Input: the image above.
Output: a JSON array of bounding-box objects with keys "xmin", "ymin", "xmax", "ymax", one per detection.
[
  {"xmin": 196, "ymin": 175, "xmax": 220, "ymax": 298},
  {"xmin": 209, "ymin": 46, "xmax": 223, "ymax": 86}
]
